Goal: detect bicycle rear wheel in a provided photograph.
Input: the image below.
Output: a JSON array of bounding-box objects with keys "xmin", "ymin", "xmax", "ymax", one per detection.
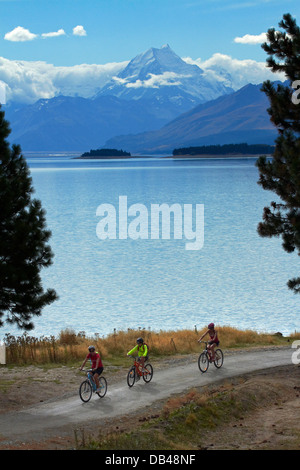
[
  {"xmin": 198, "ymin": 352, "xmax": 209, "ymax": 373},
  {"xmin": 96, "ymin": 376, "xmax": 107, "ymax": 398},
  {"xmin": 142, "ymin": 363, "xmax": 153, "ymax": 383},
  {"xmin": 214, "ymin": 349, "xmax": 224, "ymax": 369},
  {"xmin": 127, "ymin": 366, "xmax": 136, "ymax": 387},
  {"xmin": 79, "ymin": 380, "xmax": 93, "ymax": 402}
]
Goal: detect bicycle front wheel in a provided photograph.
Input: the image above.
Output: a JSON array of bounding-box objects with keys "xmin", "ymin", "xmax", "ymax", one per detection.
[
  {"xmin": 79, "ymin": 380, "xmax": 93, "ymax": 402},
  {"xmin": 127, "ymin": 367, "xmax": 136, "ymax": 387},
  {"xmin": 198, "ymin": 352, "xmax": 209, "ymax": 373},
  {"xmin": 214, "ymin": 349, "xmax": 224, "ymax": 369},
  {"xmin": 142, "ymin": 363, "xmax": 153, "ymax": 383},
  {"xmin": 96, "ymin": 377, "xmax": 107, "ymax": 398}
]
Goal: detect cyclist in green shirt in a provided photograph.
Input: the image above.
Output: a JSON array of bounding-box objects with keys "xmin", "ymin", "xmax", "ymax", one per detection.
[{"xmin": 127, "ymin": 337, "xmax": 148, "ymax": 371}]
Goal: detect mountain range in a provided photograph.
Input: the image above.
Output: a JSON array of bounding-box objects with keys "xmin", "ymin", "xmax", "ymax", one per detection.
[
  {"xmin": 2, "ymin": 45, "xmax": 277, "ymax": 153},
  {"xmin": 105, "ymin": 83, "xmax": 278, "ymax": 154}
]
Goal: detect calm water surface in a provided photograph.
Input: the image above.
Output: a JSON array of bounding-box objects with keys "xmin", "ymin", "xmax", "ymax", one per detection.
[{"xmin": 2, "ymin": 156, "xmax": 299, "ymax": 338}]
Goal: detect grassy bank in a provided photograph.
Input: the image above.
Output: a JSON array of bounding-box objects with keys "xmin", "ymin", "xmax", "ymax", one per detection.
[
  {"xmin": 75, "ymin": 365, "xmax": 300, "ymax": 450},
  {"xmin": 76, "ymin": 386, "xmax": 243, "ymax": 450},
  {"xmin": 76, "ymin": 386, "xmax": 260, "ymax": 450},
  {"xmin": 3, "ymin": 326, "xmax": 299, "ymax": 366}
]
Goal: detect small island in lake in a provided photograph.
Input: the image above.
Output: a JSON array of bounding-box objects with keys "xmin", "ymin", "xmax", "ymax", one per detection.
[
  {"xmin": 172, "ymin": 143, "xmax": 275, "ymax": 158},
  {"xmin": 77, "ymin": 148, "xmax": 132, "ymax": 159}
]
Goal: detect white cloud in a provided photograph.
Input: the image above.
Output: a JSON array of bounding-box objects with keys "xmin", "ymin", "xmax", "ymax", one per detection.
[
  {"xmin": 124, "ymin": 72, "xmax": 191, "ymax": 89},
  {"xmin": 234, "ymin": 32, "xmax": 268, "ymax": 44},
  {"xmin": 4, "ymin": 26, "xmax": 37, "ymax": 42},
  {"xmin": 0, "ymin": 56, "xmax": 128, "ymax": 104},
  {"xmin": 42, "ymin": 29, "xmax": 66, "ymax": 39},
  {"xmin": 0, "ymin": 50, "xmax": 287, "ymax": 105},
  {"xmin": 183, "ymin": 53, "xmax": 285, "ymax": 90},
  {"xmin": 0, "ymin": 80, "xmax": 6, "ymax": 105},
  {"xmin": 72, "ymin": 25, "xmax": 87, "ymax": 37},
  {"xmin": 112, "ymin": 76, "xmax": 128, "ymax": 85},
  {"xmin": 4, "ymin": 25, "xmax": 86, "ymax": 42}
]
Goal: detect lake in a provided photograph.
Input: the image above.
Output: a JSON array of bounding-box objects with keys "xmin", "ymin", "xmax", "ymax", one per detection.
[{"xmin": 1, "ymin": 155, "xmax": 299, "ymax": 338}]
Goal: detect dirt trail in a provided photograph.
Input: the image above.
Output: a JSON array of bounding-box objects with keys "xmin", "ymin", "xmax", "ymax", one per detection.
[{"xmin": 0, "ymin": 347, "xmax": 299, "ymax": 450}]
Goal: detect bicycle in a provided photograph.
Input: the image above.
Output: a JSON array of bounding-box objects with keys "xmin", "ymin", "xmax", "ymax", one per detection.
[
  {"xmin": 198, "ymin": 341, "xmax": 224, "ymax": 373},
  {"xmin": 79, "ymin": 369, "xmax": 107, "ymax": 402},
  {"xmin": 127, "ymin": 356, "xmax": 153, "ymax": 387}
]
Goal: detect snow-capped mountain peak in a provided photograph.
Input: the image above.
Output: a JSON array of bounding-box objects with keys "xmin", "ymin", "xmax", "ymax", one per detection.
[{"xmin": 95, "ymin": 45, "xmax": 233, "ymax": 107}]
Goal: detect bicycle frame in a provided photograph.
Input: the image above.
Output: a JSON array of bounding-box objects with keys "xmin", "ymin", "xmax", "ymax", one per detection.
[
  {"xmin": 89, "ymin": 371, "xmax": 97, "ymax": 387},
  {"xmin": 82, "ymin": 369, "xmax": 97, "ymax": 390},
  {"xmin": 198, "ymin": 340, "xmax": 223, "ymax": 373},
  {"xmin": 130, "ymin": 356, "xmax": 146, "ymax": 377},
  {"xmin": 82, "ymin": 369, "xmax": 104, "ymax": 390},
  {"xmin": 79, "ymin": 369, "xmax": 107, "ymax": 402},
  {"xmin": 199, "ymin": 341, "xmax": 212, "ymax": 357},
  {"xmin": 127, "ymin": 355, "xmax": 153, "ymax": 387}
]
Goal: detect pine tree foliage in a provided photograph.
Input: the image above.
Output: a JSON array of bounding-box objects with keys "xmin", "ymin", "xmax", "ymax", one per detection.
[
  {"xmin": 256, "ymin": 13, "xmax": 300, "ymax": 293},
  {"xmin": 0, "ymin": 105, "xmax": 58, "ymax": 330}
]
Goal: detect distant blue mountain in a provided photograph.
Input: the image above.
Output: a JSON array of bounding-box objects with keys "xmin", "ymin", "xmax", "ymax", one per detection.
[
  {"xmin": 105, "ymin": 83, "xmax": 278, "ymax": 154},
  {"xmin": 4, "ymin": 95, "xmax": 174, "ymax": 151}
]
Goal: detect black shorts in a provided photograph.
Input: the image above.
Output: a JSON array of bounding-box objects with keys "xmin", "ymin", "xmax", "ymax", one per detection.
[
  {"xmin": 137, "ymin": 356, "xmax": 148, "ymax": 362},
  {"xmin": 208, "ymin": 340, "xmax": 219, "ymax": 346},
  {"xmin": 92, "ymin": 367, "xmax": 103, "ymax": 376}
]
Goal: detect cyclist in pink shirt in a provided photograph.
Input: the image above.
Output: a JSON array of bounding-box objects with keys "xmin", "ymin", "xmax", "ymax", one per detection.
[{"xmin": 198, "ymin": 323, "xmax": 219, "ymax": 361}]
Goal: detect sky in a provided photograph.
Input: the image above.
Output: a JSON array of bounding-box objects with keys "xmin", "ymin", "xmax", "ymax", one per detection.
[{"xmin": 0, "ymin": 0, "xmax": 299, "ymax": 103}]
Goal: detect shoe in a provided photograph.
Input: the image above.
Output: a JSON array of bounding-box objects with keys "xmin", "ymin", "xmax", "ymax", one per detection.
[{"xmin": 96, "ymin": 387, "xmax": 102, "ymax": 392}]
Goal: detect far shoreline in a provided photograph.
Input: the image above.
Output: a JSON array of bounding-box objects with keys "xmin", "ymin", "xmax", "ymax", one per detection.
[
  {"xmin": 168, "ymin": 153, "xmax": 273, "ymax": 159},
  {"xmin": 74, "ymin": 154, "xmax": 153, "ymax": 160},
  {"xmin": 74, "ymin": 153, "xmax": 273, "ymax": 160}
]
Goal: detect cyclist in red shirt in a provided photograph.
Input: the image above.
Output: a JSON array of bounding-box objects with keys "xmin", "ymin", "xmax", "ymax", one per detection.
[{"xmin": 80, "ymin": 345, "xmax": 104, "ymax": 392}]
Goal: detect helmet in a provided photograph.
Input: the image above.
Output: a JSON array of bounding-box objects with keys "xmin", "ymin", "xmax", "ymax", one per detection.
[
  {"xmin": 88, "ymin": 345, "xmax": 95, "ymax": 352},
  {"xmin": 136, "ymin": 337, "xmax": 144, "ymax": 344},
  {"xmin": 208, "ymin": 323, "xmax": 214, "ymax": 329}
]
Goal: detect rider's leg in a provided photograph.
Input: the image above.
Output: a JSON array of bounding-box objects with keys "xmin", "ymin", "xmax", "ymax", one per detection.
[
  {"xmin": 210, "ymin": 344, "xmax": 216, "ymax": 360},
  {"xmin": 93, "ymin": 372, "xmax": 100, "ymax": 389},
  {"xmin": 137, "ymin": 356, "xmax": 145, "ymax": 373}
]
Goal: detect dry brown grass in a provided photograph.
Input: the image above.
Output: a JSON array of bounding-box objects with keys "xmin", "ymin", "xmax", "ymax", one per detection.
[
  {"xmin": 3, "ymin": 325, "xmax": 293, "ymax": 365},
  {"xmin": 290, "ymin": 331, "xmax": 300, "ymax": 340}
]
